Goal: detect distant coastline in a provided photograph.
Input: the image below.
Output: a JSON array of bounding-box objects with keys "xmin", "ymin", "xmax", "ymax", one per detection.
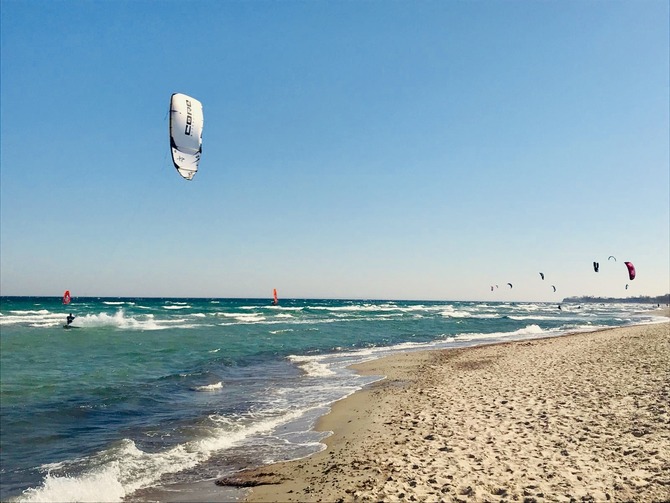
[{"xmin": 562, "ymin": 294, "xmax": 670, "ymax": 304}]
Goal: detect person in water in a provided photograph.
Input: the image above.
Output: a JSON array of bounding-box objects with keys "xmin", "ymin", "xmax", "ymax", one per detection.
[{"xmin": 66, "ymin": 313, "xmax": 75, "ymax": 326}]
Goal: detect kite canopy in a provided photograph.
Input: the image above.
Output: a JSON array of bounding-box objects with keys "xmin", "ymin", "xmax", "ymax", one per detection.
[
  {"xmin": 624, "ymin": 261, "xmax": 636, "ymax": 281},
  {"xmin": 593, "ymin": 261, "xmax": 600, "ymax": 273},
  {"xmin": 539, "ymin": 272, "xmax": 545, "ymax": 280},
  {"xmin": 169, "ymin": 93, "xmax": 204, "ymax": 181}
]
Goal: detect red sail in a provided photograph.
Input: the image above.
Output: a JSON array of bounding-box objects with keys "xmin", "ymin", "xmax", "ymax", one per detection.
[
  {"xmin": 62, "ymin": 290, "xmax": 71, "ymax": 305},
  {"xmin": 273, "ymin": 289, "xmax": 278, "ymax": 305}
]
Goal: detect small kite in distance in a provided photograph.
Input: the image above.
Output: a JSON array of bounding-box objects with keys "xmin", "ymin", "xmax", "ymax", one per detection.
[
  {"xmin": 539, "ymin": 272, "xmax": 545, "ymax": 280},
  {"xmin": 593, "ymin": 262, "xmax": 600, "ymax": 273}
]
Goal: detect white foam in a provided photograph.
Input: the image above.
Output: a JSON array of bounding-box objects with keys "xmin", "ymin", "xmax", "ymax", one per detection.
[
  {"xmin": 19, "ymin": 468, "xmax": 127, "ymax": 502},
  {"xmin": 454, "ymin": 324, "xmax": 551, "ymax": 343},
  {"xmin": 0, "ymin": 310, "xmax": 63, "ymax": 327},
  {"xmin": 17, "ymin": 405, "xmax": 316, "ymax": 503},
  {"xmin": 288, "ymin": 355, "xmax": 336, "ymax": 377},
  {"xmin": 440, "ymin": 307, "xmax": 471, "ymax": 318},
  {"xmin": 240, "ymin": 306, "xmax": 304, "ymax": 311},
  {"xmin": 217, "ymin": 312, "xmax": 266, "ymax": 323},
  {"xmin": 0, "ymin": 310, "xmax": 125, "ymax": 330},
  {"xmin": 72, "ymin": 311, "xmax": 165, "ymax": 331},
  {"xmin": 512, "ymin": 323, "xmax": 545, "ymax": 335},
  {"xmin": 193, "ymin": 382, "xmax": 223, "ymax": 391}
]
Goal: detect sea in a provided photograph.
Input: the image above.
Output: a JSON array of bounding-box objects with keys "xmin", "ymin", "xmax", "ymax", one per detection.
[{"xmin": 0, "ymin": 297, "xmax": 665, "ymax": 502}]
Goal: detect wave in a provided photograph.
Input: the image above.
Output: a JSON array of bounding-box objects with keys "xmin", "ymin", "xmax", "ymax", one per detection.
[
  {"xmin": 288, "ymin": 355, "xmax": 336, "ymax": 377},
  {"xmin": 0, "ymin": 310, "xmax": 64, "ymax": 327},
  {"xmin": 16, "ymin": 407, "xmax": 324, "ymax": 503},
  {"xmin": 0, "ymin": 308, "xmax": 197, "ymax": 330},
  {"xmin": 193, "ymin": 382, "xmax": 223, "ymax": 392},
  {"xmin": 70, "ymin": 310, "xmax": 200, "ymax": 331},
  {"xmin": 216, "ymin": 312, "xmax": 266, "ymax": 323},
  {"xmin": 240, "ymin": 306, "xmax": 304, "ymax": 311},
  {"xmin": 8, "ymin": 309, "xmax": 51, "ymax": 315},
  {"xmin": 440, "ymin": 306, "xmax": 472, "ymax": 318},
  {"xmin": 508, "ymin": 315, "xmax": 564, "ymax": 321},
  {"xmin": 308, "ymin": 304, "xmax": 421, "ymax": 313}
]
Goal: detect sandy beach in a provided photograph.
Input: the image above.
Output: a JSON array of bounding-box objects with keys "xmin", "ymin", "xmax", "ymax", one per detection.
[{"xmin": 219, "ymin": 314, "xmax": 670, "ymax": 502}]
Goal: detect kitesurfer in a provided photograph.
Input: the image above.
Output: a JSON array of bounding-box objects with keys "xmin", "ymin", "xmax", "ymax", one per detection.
[{"xmin": 66, "ymin": 313, "xmax": 75, "ymax": 326}]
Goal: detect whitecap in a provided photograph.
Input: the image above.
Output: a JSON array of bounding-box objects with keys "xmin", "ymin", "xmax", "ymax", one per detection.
[
  {"xmin": 193, "ymin": 382, "xmax": 223, "ymax": 392},
  {"xmin": 288, "ymin": 355, "xmax": 335, "ymax": 377}
]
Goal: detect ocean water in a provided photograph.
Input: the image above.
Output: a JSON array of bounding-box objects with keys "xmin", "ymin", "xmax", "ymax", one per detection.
[{"xmin": 0, "ymin": 297, "xmax": 665, "ymax": 502}]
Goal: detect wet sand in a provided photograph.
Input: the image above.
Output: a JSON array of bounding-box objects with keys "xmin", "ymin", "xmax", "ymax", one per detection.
[{"xmin": 221, "ymin": 315, "xmax": 670, "ymax": 502}]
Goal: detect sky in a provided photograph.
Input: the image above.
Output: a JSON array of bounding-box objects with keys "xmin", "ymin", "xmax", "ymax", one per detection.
[{"xmin": 1, "ymin": 0, "xmax": 668, "ymax": 301}]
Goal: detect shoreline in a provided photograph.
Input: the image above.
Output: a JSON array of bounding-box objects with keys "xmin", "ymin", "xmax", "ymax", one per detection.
[{"xmin": 219, "ymin": 313, "xmax": 670, "ymax": 502}]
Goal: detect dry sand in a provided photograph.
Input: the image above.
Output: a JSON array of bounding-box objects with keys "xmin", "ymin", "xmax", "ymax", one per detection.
[{"xmin": 219, "ymin": 316, "xmax": 670, "ymax": 502}]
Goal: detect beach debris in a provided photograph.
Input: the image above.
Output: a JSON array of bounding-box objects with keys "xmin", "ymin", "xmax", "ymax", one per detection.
[
  {"xmin": 169, "ymin": 93, "xmax": 204, "ymax": 181},
  {"xmin": 216, "ymin": 471, "xmax": 288, "ymax": 487}
]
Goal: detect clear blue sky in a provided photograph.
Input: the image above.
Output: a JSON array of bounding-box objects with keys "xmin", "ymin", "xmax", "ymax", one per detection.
[{"xmin": 1, "ymin": 0, "xmax": 668, "ymax": 301}]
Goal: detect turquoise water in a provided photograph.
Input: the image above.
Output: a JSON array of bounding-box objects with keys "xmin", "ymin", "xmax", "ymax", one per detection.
[{"xmin": 0, "ymin": 297, "xmax": 664, "ymax": 502}]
